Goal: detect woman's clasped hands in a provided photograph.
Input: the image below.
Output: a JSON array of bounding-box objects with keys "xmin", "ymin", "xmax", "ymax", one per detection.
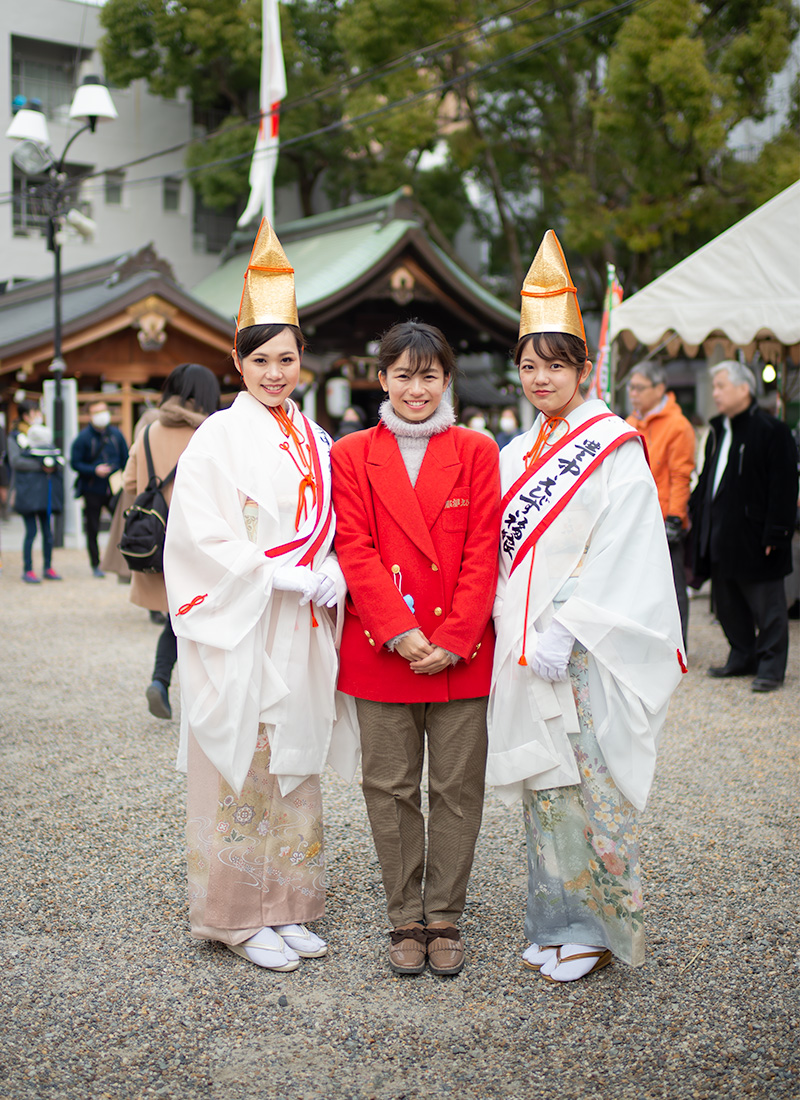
[{"xmin": 394, "ymin": 629, "xmax": 454, "ymax": 676}]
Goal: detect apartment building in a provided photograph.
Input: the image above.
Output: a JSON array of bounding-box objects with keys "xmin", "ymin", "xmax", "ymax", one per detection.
[{"xmin": 1, "ymin": 0, "xmax": 232, "ymax": 290}]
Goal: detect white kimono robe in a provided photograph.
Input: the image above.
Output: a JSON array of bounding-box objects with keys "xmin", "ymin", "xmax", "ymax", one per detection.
[
  {"xmin": 164, "ymin": 391, "xmax": 359, "ymax": 797},
  {"xmin": 488, "ymin": 399, "xmax": 685, "ymax": 811}
]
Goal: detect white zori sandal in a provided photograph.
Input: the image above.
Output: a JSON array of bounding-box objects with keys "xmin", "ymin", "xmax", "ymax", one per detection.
[
  {"xmin": 227, "ymin": 927, "xmax": 300, "ymax": 971},
  {"xmin": 522, "ymin": 943, "xmax": 559, "ymax": 972},
  {"xmin": 274, "ymin": 924, "xmax": 328, "ymax": 958},
  {"xmin": 540, "ymin": 943, "xmax": 613, "ymax": 983}
]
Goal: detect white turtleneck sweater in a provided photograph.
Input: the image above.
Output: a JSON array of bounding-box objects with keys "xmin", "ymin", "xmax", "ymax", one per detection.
[
  {"xmin": 379, "ymin": 398, "xmax": 455, "ymax": 486},
  {"xmin": 378, "ymin": 397, "xmax": 459, "ymax": 663}
]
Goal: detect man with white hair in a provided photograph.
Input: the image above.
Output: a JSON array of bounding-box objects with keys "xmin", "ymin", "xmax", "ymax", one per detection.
[{"xmin": 690, "ymin": 360, "xmax": 798, "ymax": 692}]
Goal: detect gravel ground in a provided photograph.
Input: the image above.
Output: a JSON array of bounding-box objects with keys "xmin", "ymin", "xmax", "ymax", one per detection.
[{"xmin": 1, "ymin": 532, "xmax": 798, "ymax": 1100}]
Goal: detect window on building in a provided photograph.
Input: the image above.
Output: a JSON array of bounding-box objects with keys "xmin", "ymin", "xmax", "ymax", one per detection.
[
  {"xmin": 12, "ymin": 166, "xmax": 48, "ymax": 236},
  {"xmin": 11, "ymin": 36, "xmax": 91, "ymax": 119},
  {"xmin": 193, "ymin": 193, "xmax": 239, "ymax": 253},
  {"xmin": 105, "ymin": 171, "xmax": 124, "ymax": 205},
  {"xmin": 163, "ymin": 177, "xmax": 181, "ymax": 213}
]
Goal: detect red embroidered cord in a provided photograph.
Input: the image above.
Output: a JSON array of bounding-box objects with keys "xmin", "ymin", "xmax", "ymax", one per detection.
[
  {"xmin": 267, "ymin": 406, "xmax": 321, "ymax": 627},
  {"xmin": 269, "ymin": 405, "xmax": 317, "ymax": 531},
  {"xmin": 517, "ymin": 551, "xmax": 536, "ymax": 666},
  {"xmin": 177, "ymin": 593, "xmax": 208, "ymax": 615}
]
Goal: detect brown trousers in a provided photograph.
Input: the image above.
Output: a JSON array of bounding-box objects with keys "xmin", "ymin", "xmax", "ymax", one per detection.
[{"xmin": 356, "ymin": 696, "xmax": 488, "ymax": 928}]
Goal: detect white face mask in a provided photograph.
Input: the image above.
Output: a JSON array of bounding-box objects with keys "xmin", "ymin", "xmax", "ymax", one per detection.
[
  {"xmin": 91, "ymin": 411, "xmax": 111, "ymax": 430},
  {"xmin": 499, "ymin": 416, "xmax": 516, "ymax": 432},
  {"xmin": 468, "ymin": 416, "xmax": 486, "ymax": 431}
]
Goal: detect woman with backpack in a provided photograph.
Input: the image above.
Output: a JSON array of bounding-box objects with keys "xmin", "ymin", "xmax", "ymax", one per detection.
[
  {"xmin": 162, "ymin": 219, "xmax": 358, "ymax": 973},
  {"xmin": 121, "ymin": 363, "xmax": 221, "ymax": 719}
]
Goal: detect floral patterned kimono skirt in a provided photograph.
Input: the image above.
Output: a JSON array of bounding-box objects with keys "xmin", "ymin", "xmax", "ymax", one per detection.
[
  {"xmin": 185, "ymin": 500, "xmax": 326, "ymax": 945},
  {"xmin": 523, "ymin": 640, "xmax": 644, "ymax": 966}
]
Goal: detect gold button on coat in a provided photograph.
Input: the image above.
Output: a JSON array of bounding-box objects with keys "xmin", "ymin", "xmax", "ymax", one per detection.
[
  {"xmin": 391, "ymin": 564, "xmax": 400, "ymax": 574},
  {"xmin": 431, "ymin": 563, "xmax": 438, "ymax": 571},
  {"xmin": 434, "ymin": 607, "xmax": 442, "ymax": 616}
]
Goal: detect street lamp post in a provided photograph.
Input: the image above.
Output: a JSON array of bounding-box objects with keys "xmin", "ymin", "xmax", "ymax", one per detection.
[{"xmin": 6, "ymin": 76, "xmax": 117, "ymax": 545}]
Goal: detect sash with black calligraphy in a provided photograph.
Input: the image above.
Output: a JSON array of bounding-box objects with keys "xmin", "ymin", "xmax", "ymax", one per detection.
[{"xmin": 501, "ymin": 413, "xmax": 643, "ymax": 576}]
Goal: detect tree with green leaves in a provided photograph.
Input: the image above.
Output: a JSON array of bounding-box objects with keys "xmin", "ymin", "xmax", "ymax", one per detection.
[
  {"xmin": 99, "ymin": 0, "xmax": 799, "ymax": 306},
  {"xmin": 100, "ymin": 0, "xmax": 353, "ymax": 216},
  {"xmin": 567, "ymin": 0, "xmax": 800, "ymax": 293}
]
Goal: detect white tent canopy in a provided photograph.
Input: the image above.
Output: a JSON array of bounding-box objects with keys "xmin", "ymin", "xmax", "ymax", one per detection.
[{"xmin": 610, "ymin": 180, "xmax": 800, "ymax": 350}]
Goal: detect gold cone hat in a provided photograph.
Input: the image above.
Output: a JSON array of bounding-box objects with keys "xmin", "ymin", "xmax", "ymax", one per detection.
[
  {"xmin": 237, "ymin": 217, "xmax": 299, "ymax": 330},
  {"xmin": 519, "ymin": 230, "xmax": 585, "ymax": 345}
]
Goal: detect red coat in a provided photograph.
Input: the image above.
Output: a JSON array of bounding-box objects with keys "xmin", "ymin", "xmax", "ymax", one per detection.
[{"xmin": 331, "ymin": 422, "xmax": 501, "ymax": 703}]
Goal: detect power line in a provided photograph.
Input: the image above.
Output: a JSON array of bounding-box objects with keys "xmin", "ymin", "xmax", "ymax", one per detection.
[
  {"xmin": 7, "ymin": 0, "xmax": 606, "ymax": 195},
  {"xmin": 0, "ymin": 0, "xmax": 653, "ymax": 208},
  {"xmin": 73, "ymin": 0, "xmax": 591, "ymax": 181},
  {"xmin": 85, "ymin": 0, "xmax": 650, "ymax": 188}
]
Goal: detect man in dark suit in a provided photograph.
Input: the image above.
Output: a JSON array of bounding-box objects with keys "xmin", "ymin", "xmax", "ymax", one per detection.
[
  {"xmin": 70, "ymin": 400, "xmax": 128, "ymax": 577},
  {"xmin": 691, "ymin": 361, "xmax": 798, "ymax": 692}
]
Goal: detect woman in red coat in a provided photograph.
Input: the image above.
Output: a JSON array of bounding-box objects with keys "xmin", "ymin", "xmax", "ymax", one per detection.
[{"xmin": 331, "ymin": 321, "xmax": 501, "ymax": 976}]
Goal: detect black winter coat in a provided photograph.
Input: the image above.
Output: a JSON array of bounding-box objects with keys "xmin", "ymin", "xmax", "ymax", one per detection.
[
  {"xmin": 8, "ymin": 431, "xmax": 65, "ymax": 515},
  {"xmin": 690, "ymin": 400, "xmax": 798, "ymax": 584},
  {"xmin": 70, "ymin": 424, "xmax": 128, "ymax": 497}
]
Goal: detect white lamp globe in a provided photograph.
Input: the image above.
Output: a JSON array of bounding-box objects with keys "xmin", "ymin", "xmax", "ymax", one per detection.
[
  {"xmin": 5, "ymin": 106, "xmax": 51, "ymax": 146},
  {"xmin": 69, "ymin": 76, "xmax": 118, "ymax": 132}
]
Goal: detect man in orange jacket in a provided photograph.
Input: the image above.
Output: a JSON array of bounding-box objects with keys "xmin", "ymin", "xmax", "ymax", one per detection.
[{"xmin": 626, "ymin": 361, "xmax": 695, "ymax": 646}]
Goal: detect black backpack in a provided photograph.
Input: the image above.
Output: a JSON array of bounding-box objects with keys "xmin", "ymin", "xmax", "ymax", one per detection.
[{"xmin": 118, "ymin": 425, "xmax": 177, "ymax": 574}]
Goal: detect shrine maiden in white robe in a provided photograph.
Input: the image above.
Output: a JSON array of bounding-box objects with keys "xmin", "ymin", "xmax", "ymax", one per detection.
[
  {"xmin": 164, "ymin": 390, "xmax": 359, "ymax": 798},
  {"xmin": 488, "ymin": 398, "xmax": 685, "ymax": 811}
]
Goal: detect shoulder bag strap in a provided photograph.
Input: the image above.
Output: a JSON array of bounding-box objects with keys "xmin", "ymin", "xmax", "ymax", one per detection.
[
  {"xmin": 143, "ymin": 423, "xmax": 179, "ymax": 488},
  {"xmin": 143, "ymin": 423, "xmax": 157, "ymax": 482}
]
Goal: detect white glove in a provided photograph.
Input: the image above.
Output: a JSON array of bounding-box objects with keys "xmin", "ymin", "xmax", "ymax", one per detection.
[
  {"xmin": 314, "ymin": 573, "xmax": 338, "ymax": 608},
  {"xmin": 529, "ymin": 619, "xmax": 575, "ymax": 682},
  {"xmin": 272, "ymin": 566, "xmax": 320, "ymax": 606}
]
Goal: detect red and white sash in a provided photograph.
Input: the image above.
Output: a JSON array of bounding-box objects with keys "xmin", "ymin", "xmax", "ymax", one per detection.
[
  {"xmin": 265, "ymin": 413, "xmax": 334, "ymax": 567},
  {"xmin": 501, "ymin": 412, "xmax": 642, "ymax": 575}
]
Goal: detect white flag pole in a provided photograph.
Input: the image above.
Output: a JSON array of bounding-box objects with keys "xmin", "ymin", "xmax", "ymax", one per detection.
[{"xmin": 238, "ymin": 0, "xmax": 287, "ymax": 228}]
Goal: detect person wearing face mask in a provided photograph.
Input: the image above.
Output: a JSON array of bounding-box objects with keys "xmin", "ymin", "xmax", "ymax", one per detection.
[
  {"xmin": 495, "ymin": 406, "xmax": 523, "ymax": 451},
  {"xmin": 6, "ymin": 402, "xmax": 64, "ymax": 582},
  {"xmin": 163, "ymin": 220, "xmax": 359, "ymax": 973},
  {"xmin": 70, "ymin": 400, "xmax": 129, "ymax": 577},
  {"xmin": 461, "ymin": 405, "xmax": 495, "ymax": 440}
]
